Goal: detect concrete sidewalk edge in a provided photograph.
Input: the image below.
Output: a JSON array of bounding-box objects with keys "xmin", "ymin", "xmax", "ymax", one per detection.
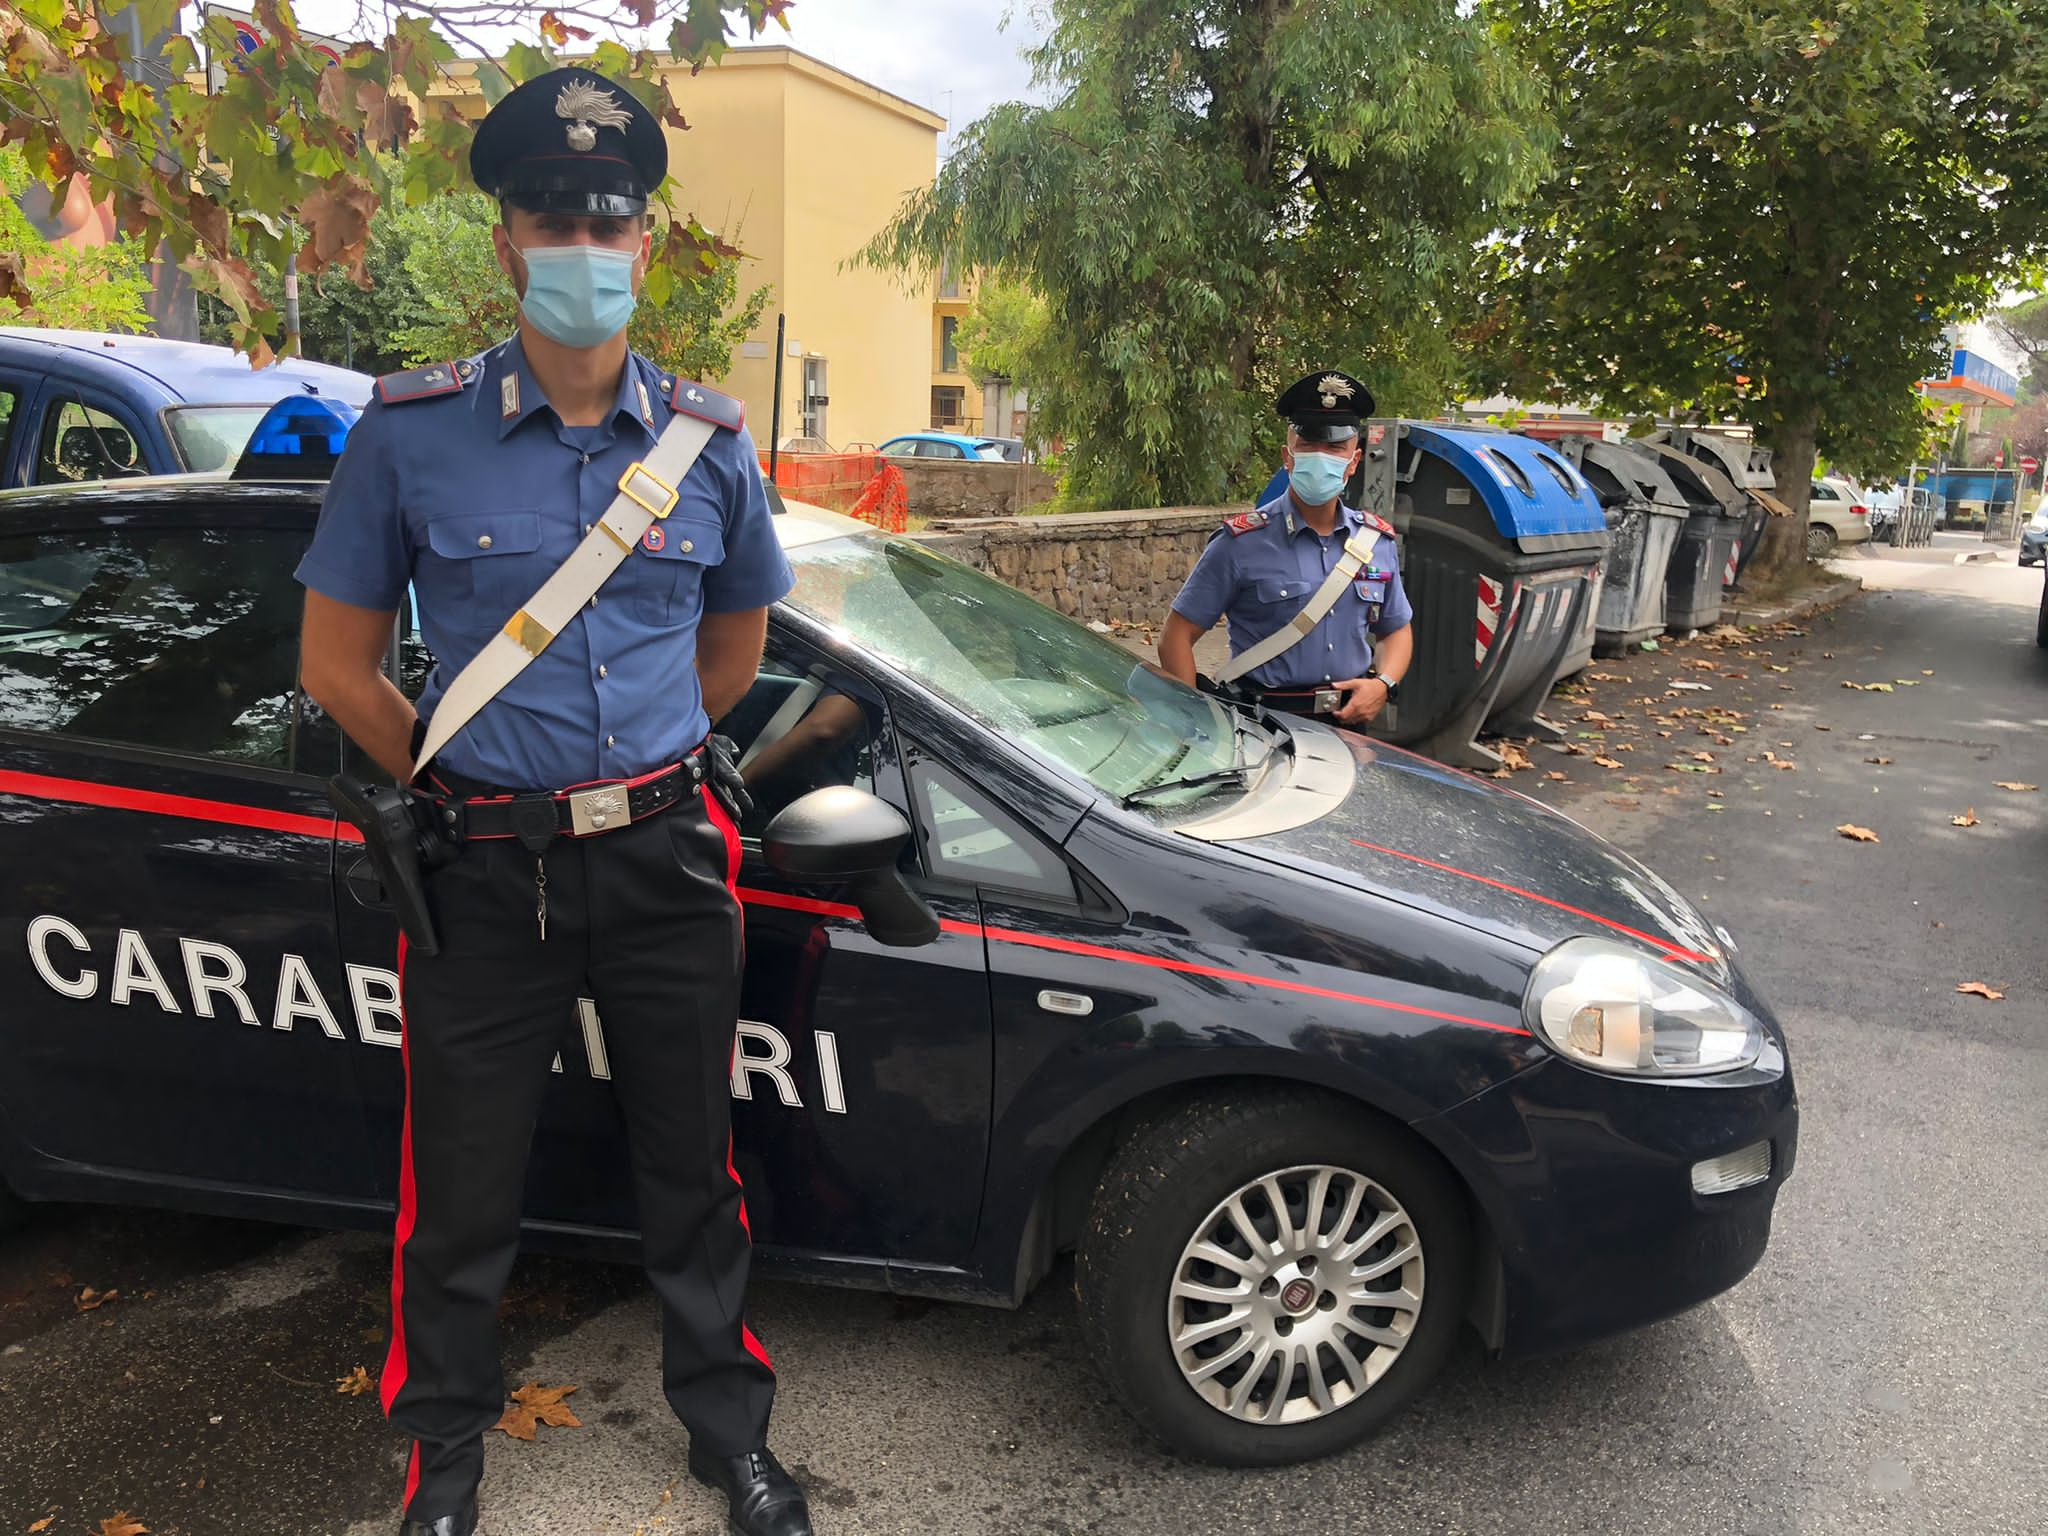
[{"xmin": 1720, "ymin": 573, "xmax": 1865, "ymax": 628}]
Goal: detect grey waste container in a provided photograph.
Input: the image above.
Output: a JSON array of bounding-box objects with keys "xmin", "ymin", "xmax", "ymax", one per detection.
[
  {"xmin": 1553, "ymin": 437, "xmax": 1690, "ymax": 653},
  {"xmin": 1354, "ymin": 423, "xmax": 1610, "ymax": 770},
  {"xmin": 1643, "ymin": 444, "xmax": 1746, "ymax": 632},
  {"xmin": 1665, "ymin": 429, "xmax": 1774, "ymax": 590}
]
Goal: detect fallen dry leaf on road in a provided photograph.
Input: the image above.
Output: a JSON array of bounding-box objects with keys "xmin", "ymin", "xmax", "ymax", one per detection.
[
  {"xmin": 1668, "ymin": 763, "xmax": 1721, "ymax": 774},
  {"xmin": 1836, "ymin": 824, "xmax": 1880, "ymax": 843},
  {"xmin": 336, "ymin": 1366, "xmax": 375, "ymax": 1397},
  {"xmin": 1603, "ymin": 797, "xmax": 1640, "ymax": 810},
  {"xmin": 1841, "ymin": 681, "xmax": 1895, "ymax": 692},
  {"xmin": 494, "ymin": 1381, "xmax": 582, "ymax": 1441},
  {"xmin": 1921, "ymin": 669, "xmax": 1934, "ymax": 676},
  {"xmin": 1865, "ymin": 756, "xmax": 1892, "ymax": 765},
  {"xmin": 75, "ymin": 1287, "xmax": 117, "ymax": 1312},
  {"xmin": 1955, "ymin": 983, "xmax": 2004, "ymax": 1001},
  {"xmin": 1682, "ymin": 658, "xmax": 1717, "ymax": 670},
  {"xmin": 1496, "ymin": 743, "xmax": 1533, "ymax": 773},
  {"xmin": 1768, "ymin": 664, "xmax": 1790, "ymax": 672},
  {"xmin": 1951, "ymin": 808, "xmax": 1978, "ymax": 827},
  {"xmin": 1993, "ymin": 781, "xmax": 2038, "ymax": 792},
  {"xmin": 97, "ymin": 1517, "xmax": 148, "ymax": 1536},
  {"xmin": 1689, "ymin": 750, "xmax": 1715, "ymax": 762},
  {"xmin": 1580, "ymin": 710, "xmax": 1614, "ymax": 724},
  {"xmin": 1545, "ymin": 771, "xmax": 1568, "ymax": 782},
  {"xmin": 30, "ymin": 1518, "xmax": 54, "ymax": 1533}
]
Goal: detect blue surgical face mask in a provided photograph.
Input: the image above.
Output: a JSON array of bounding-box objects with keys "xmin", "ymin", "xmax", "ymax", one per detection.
[
  {"xmin": 517, "ymin": 244, "xmax": 639, "ymax": 348},
  {"xmin": 1288, "ymin": 449, "xmax": 1352, "ymax": 506}
]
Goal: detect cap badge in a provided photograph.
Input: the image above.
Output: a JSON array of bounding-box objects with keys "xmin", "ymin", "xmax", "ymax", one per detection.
[
  {"xmin": 1317, "ymin": 374, "xmax": 1355, "ymax": 409},
  {"xmin": 555, "ymin": 78, "xmax": 633, "ymax": 153}
]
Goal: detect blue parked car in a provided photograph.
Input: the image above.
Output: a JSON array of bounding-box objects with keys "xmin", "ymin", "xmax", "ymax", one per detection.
[
  {"xmin": 0, "ymin": 327, "xmax": 371, "ymax": 489},
  {"xmin": 876, "ymin": 430, "xmax": 1009, "ymax": 462}
]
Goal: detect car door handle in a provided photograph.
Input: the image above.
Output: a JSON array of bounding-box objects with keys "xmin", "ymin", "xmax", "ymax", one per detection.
[{"xmin": 1037, "ymin": 990, "xmax": 1094, "ymax": 1017}]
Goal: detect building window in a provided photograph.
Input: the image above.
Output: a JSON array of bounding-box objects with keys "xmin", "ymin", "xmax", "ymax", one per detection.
[
  {"xmin": 940, "ymin": 316, "xmax": 959, "ymax": 375},
  {"xmin": 939, "ymin": 257, "xmax": 960, "ymax": 299},
  {"xmin": 931, "ymin": 386, "xmax": 965, "ymax": 428}
]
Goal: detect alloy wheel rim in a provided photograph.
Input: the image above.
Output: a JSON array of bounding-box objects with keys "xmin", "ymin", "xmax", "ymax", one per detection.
[{"xmin": 1166, "ymin": 1163, "xmax": 1424, "ymax": 1425}]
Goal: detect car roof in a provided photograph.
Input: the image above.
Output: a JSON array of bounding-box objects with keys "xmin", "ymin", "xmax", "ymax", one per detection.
[
  {"xmin": 883, "ymin": 431, "xmax": 997, "ymax": 448},
  {"xmin": 0, "ymin": 327, "xmax": 373, "ymax": 408},
  {"xmin": 0, "ymin": 473, "xmax": 874, "ymax": 552}
]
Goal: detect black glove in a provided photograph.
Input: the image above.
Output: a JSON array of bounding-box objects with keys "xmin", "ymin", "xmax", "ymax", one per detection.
[{"xmin": 707, "ymin": 733, "xmax": 754, "ymax": 822}]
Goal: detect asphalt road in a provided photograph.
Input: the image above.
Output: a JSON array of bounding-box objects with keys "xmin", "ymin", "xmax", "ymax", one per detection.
[{"xmin": 3, "ymin": 554, "xmax": 2043, "ymax": 1536}]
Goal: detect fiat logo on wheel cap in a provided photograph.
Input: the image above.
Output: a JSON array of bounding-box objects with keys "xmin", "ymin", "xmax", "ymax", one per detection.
[{"xmin": 1280, "ymin": 1278, "xmax": 1316, "ymax": 1313}]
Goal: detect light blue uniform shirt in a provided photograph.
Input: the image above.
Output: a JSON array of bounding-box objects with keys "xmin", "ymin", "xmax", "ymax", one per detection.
[
  {"xmin": 295, "ymin": 337, "xmax": 793, "ymax": 789},
  {"xmin": 1171, "ymin": 492, "xmax": 1413, "ymax": 690}
]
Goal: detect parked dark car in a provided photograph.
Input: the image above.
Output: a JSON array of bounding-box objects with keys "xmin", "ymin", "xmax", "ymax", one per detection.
[
  {"xmin": 2019, "ymin": 502, "xmax": 2047, "ymax": 567},
  {"xmin": 0, "ymin": 327, "xmax": 370, "ymax": 489},
  {"xmin": 0, "ymin": 474, "xmax": 1796, "ymax": 1465}
]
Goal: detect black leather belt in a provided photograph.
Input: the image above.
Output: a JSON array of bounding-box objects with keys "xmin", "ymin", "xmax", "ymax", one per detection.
[
  {"xmin": 426, "ymin": 752, "xmax": 706, "ymax": 844},
  {"xmin": 1256, "ymin": 687, "xmax": 1343, "ymax": 720}
]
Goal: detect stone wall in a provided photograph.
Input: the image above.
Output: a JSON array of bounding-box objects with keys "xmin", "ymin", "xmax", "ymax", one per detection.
[
  {"xmin": 896, "ymin": 457, "xmax": 1057, "ymax": 520},
  {"xmin": 913, "ymin": 506, "xmax": 1237, "ymax": 627}
]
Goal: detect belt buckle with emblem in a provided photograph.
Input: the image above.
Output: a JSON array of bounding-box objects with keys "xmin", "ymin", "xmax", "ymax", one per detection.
[
  {"xmin": 1314, "ymin": 687, "xmax": 1341, "ymax": 715},
  {"xmin": 567, "ymin": 783, "xmax": 630, "ymax": 836}
]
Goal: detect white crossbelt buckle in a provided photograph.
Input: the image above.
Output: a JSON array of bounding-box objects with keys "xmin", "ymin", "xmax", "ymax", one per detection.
[
  {"xmin": 616, "ymin": 461, "xmax": 678, "ymax": 520},
  {"xmin": 567, "ymin": 784, "xmax": 630, "ymax": 836}
]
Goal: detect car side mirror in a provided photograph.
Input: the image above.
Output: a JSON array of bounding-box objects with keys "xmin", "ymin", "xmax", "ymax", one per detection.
[{"xmin": 762, "ymin": 787, "xmax": 939, "ymax": 948}]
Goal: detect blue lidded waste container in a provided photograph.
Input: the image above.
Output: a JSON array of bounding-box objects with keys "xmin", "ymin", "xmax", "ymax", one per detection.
[
  {"xmin": 1552, "ymin": 437, "xmax": 1690, "ymax": 653},
  {"xmin": 1357, "ymin": 423, "xmax": 1609, "ymax": 769}
]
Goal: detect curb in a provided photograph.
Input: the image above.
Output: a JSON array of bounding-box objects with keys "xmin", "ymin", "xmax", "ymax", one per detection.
[
  {"xmin": 1720, "ymin": 574, "xmax": 1865, "ymax": 628},
  {"xmin": 1954, "ymin": 547, "xmax": 2003, "ymax": 566}
]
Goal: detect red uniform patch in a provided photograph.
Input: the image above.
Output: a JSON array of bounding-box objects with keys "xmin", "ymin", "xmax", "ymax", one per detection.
[
  {"xmin": 642, "ymin": 525, "xmax": 665, "ymax": 552},
  {"xmin": 1224, "ymin": 510, "xmax": 1268, "ymax": 536},
  {"xmin": 1362, "ymin": 511, "xmax": 1395, "ymax": 536}
]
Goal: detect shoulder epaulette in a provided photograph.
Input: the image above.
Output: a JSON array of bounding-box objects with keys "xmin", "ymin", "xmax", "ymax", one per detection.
[
  {"xmin": 374, "ymin": 359, "xmax": 473, "ymax": 405},
  {"xmin": 1362, "ymin": 510, "xmax": 1396, "ymax": 536},
  {"xmin": 1223, "ymin": 509, "xmax": 1268, "ymax": 536},
  {"xmin": 670, "ymin": 376, "xmax": 744, "ymax": 432}
]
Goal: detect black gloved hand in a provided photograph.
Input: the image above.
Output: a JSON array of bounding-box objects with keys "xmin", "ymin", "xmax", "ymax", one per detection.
[{"xmin": 707, "ymin": 733, "xmax": 754, "ymax": 822}]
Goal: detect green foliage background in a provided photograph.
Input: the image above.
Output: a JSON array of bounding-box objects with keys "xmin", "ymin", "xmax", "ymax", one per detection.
[{"xmin": 0, "ymin": 147, "xmax": 154, "ymax": 333}]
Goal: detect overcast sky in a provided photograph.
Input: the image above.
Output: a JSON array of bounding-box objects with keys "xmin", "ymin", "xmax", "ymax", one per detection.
[{"xmin": 285, "ymin": 1, "xmax": 1049, "ymax": 146}]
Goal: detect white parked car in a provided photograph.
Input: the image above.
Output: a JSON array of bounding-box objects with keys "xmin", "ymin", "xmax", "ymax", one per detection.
[{"xmin": 1807, "ymin": 477, "xmax": 1872, "ymax": 557}]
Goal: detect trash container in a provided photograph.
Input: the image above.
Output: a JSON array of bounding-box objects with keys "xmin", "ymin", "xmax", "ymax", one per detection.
[
  {"xmin": 1642, "ymin": 444, "xmax": 1746, "ymax": 632},
  {"xmin": 1551, "ymin": 437, "xmax": 1690, "ymax": 653},
  {"xmin": 1664, "ymin": 430, "xmax": 1776, "ymax": 589},
  {"xmin": 1351, "ymin": 423, "xmax": 1609, "ymax": 769}
]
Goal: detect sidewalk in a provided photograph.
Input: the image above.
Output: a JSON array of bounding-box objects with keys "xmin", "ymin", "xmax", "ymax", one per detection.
[{"xmin": 1830, "ymin": 533, "xmax": 2041, "ymax": 609}]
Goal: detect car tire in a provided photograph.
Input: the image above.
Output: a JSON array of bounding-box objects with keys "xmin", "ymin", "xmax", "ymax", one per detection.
[
  {"xmin": 1076, "ymin": 1091, "xmax": 1470, "ymax": 1467},
  {"xmin": 1807, "ymin": 524, "xmax": 1838, "ymax": 559}
]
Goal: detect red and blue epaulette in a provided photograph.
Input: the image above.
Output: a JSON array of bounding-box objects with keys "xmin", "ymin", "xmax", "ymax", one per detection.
[
  {"xmin": 669, "ymin": 375, "xmax": 744, "ymax": 432},
  {"xmin": 1222, "ymin": 509, "xmax": 1268, "ymax": 536},
  {"xmin": 374, "ymin": 358, "xmax": 478, "ymax": 405}
]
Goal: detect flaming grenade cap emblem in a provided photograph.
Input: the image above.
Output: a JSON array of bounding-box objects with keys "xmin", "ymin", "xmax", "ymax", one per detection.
[{"xmin": 555, "ymin": 78, "xmax": 633, "ymax": 153}]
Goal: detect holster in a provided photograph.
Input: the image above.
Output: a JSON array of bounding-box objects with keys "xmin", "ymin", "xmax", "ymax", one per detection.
[{"xmin": 326, "ymin": 774, "xmax": 451, "ymax": 957}]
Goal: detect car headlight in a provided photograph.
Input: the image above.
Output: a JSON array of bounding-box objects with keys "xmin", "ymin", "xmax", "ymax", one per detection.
[{"xmin": 1523, "ymin": 937, "xmax": 1763, "ymax": 1077}]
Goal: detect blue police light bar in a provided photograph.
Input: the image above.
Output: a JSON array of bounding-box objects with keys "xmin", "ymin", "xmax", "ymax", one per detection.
[{"xmin": 230, "ymin": 395, "xmax": 362, "ymax": 481}]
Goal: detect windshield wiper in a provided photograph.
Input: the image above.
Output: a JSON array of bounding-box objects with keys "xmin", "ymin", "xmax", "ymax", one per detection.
[{"xmin": 1122, "ymin": 719, "xmax": 1256, "ymax": 807}]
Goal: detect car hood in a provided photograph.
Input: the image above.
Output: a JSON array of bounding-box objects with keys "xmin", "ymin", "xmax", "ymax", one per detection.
[{"xmin": 1210, "ymin": 728, "xmax": 1727, "ymax": 970}]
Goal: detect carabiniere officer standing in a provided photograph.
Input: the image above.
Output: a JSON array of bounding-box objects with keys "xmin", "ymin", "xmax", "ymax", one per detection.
[
  {"xmin": 1159, "ymin": 370, "xmax": 1414, "ymax": 726},
  {"xmin": 296, "ymin": 71, "xmax": 812, "ymax": 1536}
]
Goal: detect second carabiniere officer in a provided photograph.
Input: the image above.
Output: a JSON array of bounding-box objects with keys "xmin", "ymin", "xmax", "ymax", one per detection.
[
  {"xmin": 1158, "ymin": 370, "xmax": 1414, "ymax": 727},
  {"xmin": 295, "ymin": 70, "xmax": 812, "ymax": 1536}
]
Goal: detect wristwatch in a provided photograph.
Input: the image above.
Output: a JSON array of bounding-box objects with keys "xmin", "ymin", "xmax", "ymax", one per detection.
[{"xmin": 1367, "ymin": 667, "xmax": 1402, "ymax": 703}]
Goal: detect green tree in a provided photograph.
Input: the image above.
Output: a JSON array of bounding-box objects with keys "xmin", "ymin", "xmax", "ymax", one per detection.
[
  {"xmin": 1477, "ymin": 0, "xmax": 2048, "ymax": 581},
  {"xmin": 863, "ymin": 0, "xmax": 1550, "ymax": 510},
  {"xmin": 0, "ymin": 147, "xmax": 153, "ymax": 331},
  {"xmin": 0, "ymin": 2, "xmax": 788, "ymax": 362},
  {"xmin": 1989, "ymin": 295, "xmax": 2048, "ymax": 399}
]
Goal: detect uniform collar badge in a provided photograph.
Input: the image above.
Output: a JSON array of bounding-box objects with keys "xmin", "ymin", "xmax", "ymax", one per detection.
[
  {"xmin": 500, "ymin": 372, "xmax": 520, "ymax": 419},
  {"xmin": 635, "ymin": 377, "xmax": 654, "ymax": 426},
  {"xmin": 556, "ymin": 78, "xmax": 633, "ymax": 153},
  {"xmin": 1317, "ymin": 374, "xmax": 1355, "ymax": 410}
]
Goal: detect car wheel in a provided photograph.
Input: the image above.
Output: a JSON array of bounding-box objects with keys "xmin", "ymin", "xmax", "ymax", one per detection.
[
  {"xmin": 1807, "ymin": 524, "xmax": 1838, "ymax": 559},
  {"xmin": 1076, "ymin": 1092, "xmax": 1469, "ymax": 1466}
]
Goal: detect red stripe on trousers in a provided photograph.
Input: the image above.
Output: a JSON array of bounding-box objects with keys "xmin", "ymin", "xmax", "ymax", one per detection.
[
  {"xmin": 383, "ymin": 934, "xmax": 419, "ymax": 1447},
  {"xmin": 705, "ymin": 791, "xmax": 774, "ymax": 1375}
]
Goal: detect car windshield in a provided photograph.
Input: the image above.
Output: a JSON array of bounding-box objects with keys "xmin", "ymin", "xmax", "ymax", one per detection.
[
  {"xmin": 785, "ymin": 532, "xmax": 1258, "ymax": 804},
  {"xmin": 164, "ymin": 406, "xmax": 271, "ymax": 472}
]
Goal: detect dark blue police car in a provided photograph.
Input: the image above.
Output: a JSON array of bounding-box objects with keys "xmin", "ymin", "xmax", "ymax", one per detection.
[{"xmin": 0, "ymin": 430, "xmax": 1796, "ymax": 1465}]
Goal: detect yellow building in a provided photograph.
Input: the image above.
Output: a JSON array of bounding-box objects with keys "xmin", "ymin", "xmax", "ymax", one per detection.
[
  {"xmin": 932, "ymin": 259, "xmax": 976, "ymax": 431},
  {"xmin": 432, "ymin": 47, "xmax": 945, "ymax": 450}
]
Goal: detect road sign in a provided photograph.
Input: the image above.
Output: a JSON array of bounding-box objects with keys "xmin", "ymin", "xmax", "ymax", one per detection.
[
  {"xmin": 2023, "ymin": 456, "xmax": 2039, "ymax": 473},
  {"xmin": 1993, "ymin": 450, "xmax": 2005, "ymax": 467}
]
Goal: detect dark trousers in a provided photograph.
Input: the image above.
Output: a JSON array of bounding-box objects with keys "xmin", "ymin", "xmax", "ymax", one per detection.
[{"xmin": 381, "ymin": 785, "xmax": 776, "ymax": 1520}]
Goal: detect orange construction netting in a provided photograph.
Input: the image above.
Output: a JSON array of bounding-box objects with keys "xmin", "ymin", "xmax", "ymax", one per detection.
[{"xmin": 759, "ymin": 450, "xmax": 907, "ymax": 532}]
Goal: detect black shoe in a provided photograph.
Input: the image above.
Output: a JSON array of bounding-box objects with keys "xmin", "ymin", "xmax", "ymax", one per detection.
[
  {"xmin": 399, "ymin": 1500, "xmax": 477, "ymax": 1536},
  {"xmin": 689, "ymin": 1446, "xmax": 814, "ymax": 1536}
]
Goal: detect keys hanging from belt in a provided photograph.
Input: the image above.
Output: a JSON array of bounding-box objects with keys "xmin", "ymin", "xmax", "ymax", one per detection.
[
  {"xmin": 505, "ymin": 799, "xmax": 559, "ymax": 941},
  {"xmin": 534, "ymin": 856, "xmax": 549, "ymax": 941}
]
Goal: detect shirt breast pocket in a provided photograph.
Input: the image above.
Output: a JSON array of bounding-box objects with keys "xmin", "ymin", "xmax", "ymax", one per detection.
[
  {"xmin": 423, "ymin": 511, "xmax": 543, "ymax": 617},
  {"xmin": 632, "ymin": 513, "xmax": 724, "ymax": 624},
  {"xmin": 1254, "ymin": 578, "xmax": 1307, "ymax": 606}
]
